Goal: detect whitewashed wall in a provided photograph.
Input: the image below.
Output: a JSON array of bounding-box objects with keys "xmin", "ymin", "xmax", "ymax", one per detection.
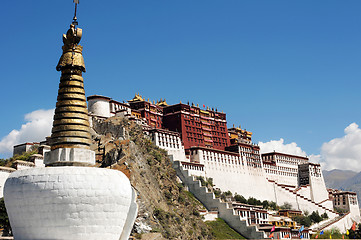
[
  {"xmin": 88, "ymin": 98, "xmax": 111, "ymax": 118},
  {"xmin": 4, "ymin": 167, "xmax": 135, "ymax": 240},
  {"xmin": 0, "ymin": 168, "xmax": 15, "ymax": 198}
]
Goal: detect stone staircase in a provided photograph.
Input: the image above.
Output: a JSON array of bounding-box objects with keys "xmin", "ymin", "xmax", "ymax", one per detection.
[
  {"xmin": 173, "ymin": 160, "xmax": 267, "ymax": 239},
  {"xmin": 269, "ymin": 179, "xmax": 338, "ymax": 216},
  {"xmin": 312, "ymin": 213, "xmax": 350, "ymax": 232}
]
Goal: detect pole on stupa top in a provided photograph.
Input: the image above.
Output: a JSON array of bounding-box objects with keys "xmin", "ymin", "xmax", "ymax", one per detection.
[{"xmin": 44, "ymin": 0, "xmax": 95, "ymax": 167}]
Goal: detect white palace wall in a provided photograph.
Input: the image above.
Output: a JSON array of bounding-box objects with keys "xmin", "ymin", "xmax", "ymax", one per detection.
[
  {"xmin": 151, "ymin": 130, "xmax": 187, "ymax": 162},
  {"xmin": 309, "ymin": 174, "xmax": 329, "ymax": 204},
  {"xmin": 295, "ymin": 185, "xmax": 312, "ymax": 201},
  {"xmin": 180, "ymin": 162, "xmax": 205, "ymax": 178},
  {"xmin": 151, "ymin": 135, "xmax": 351, "ymax": 218},
  {"xmin": 349, "ymin": 200, "xmax": 361, "ymax": 222},
  {"xmin": 158, "ymin": 140, "xmax": 344, "ymax": 217},
  {"xmin": 270, "ymin": 181, "xmax": 338, "ymax": 219},
  {"xmin": 190, "ymin": 148, "xmax": 275, "ymax": 201}
]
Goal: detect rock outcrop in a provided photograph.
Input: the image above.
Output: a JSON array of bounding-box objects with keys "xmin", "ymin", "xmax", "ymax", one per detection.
[{"xmin": 91, "ymin": 116, "xmax": 214, "ymax": 239}]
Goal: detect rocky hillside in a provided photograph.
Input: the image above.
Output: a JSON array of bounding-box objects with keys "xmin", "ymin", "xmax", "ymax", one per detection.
[{"xmin": 90, "ymin": 117, "xmax": 213, "ymax": 239}]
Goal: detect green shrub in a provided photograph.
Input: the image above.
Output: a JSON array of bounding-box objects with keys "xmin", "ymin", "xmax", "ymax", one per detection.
[
  {"xmin": 206, "ymin": 218, "xmax": 245, "ymax": 239},
  {"xmin": 0, "ymin": 198, "xmax": 11, "ymax": 236}
]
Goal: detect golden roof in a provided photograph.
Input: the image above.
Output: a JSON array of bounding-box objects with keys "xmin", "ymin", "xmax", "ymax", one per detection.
[
  {"xmin": 128, "ymin": 93, "xmax": 144, "ymax": 102},
  {"xmin": 157, "ymin": 98, "xmax": 168, "ymax": 106}
]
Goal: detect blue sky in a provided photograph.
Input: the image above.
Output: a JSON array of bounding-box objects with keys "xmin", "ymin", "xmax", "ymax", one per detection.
[{"xmin": 1, "ymin": 1, "xmax": 361, "ymax": 170}]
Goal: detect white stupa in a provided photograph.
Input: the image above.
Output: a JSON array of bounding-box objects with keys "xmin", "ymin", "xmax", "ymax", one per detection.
[{"xmin": 4, "ymin": 4, "xmax": 137, "ymax": 240}]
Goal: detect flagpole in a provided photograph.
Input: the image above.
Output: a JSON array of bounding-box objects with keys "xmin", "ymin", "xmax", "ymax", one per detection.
[{"xmin": 73, "ymin": 0, "xmax": 79, "ymax": 25}]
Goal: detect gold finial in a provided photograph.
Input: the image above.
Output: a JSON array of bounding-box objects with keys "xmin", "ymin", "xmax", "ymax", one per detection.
[
  {"xmin": 56, "ymin": 23, "xmax": 85, "ymax": 72},
  {"xmin": 50, "ymin": 21, "xmax": 91, "ymax": 151}
]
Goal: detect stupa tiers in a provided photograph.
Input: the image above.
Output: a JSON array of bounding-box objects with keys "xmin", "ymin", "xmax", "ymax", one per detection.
[
  {"xmin": 45, "ymin": 23, "xmax": 95, "ymax": 166},
  {"xmin": 3, "ymin": 10, "xmax": 137, "ymax": 240}
]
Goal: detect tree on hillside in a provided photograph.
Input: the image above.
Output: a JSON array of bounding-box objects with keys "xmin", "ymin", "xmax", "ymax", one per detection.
[
  {"xmin": 247, "ymin": 197, "xmax": 262, "ymax": 206},
  {"xmin": 234, "ymin": 194, "xmax": 247, "ymax": 204},
  {"xmin": 0, "ymin": 198, "xmax": 11, "ymax": 236},
  {"xmin": 321, "ymin": 212, "xmax": 328, "ymax": 220},
  {"xmin": 280, "ymin": 202, "xmax": 292, "ymax": 210},
  {"xmin": 310, "ymin": 211, "xmax": 322, "ymax": 223}
]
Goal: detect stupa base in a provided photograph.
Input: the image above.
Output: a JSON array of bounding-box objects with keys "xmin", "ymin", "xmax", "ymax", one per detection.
[
  {"xmin": 44, "ymin": 148, "xmax": 95, "ymax": 166},
  {"xmin": 4, "ymin": 167, "xmax": 137, "ymax": 240}
]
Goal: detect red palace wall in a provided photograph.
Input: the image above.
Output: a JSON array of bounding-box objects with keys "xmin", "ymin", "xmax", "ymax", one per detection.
[{"xmin": 162, "ymin": 103, "xmax": 230, "ymax": 150}]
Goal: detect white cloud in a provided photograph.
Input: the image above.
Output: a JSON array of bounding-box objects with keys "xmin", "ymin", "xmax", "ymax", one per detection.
[
  {"xmin": 258, "ymin": 138, "xmax": 307, "ymax": 157},
  {"xmin": 258, "ymin": 123, "xmax": 361, "ymax": 171},
  {"xmin": 0, "ymin": 109, "xmax": 54, "ymax": 157},
  {"xmin": 320, "ymin": 122, "xmax": 361, "ymax": 171}
]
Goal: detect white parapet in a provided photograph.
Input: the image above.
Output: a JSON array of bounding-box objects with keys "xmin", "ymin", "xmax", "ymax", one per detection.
[
  {"xmin": 4, "ymin": 167, "xmax": 137, "ymax": 240},
  {"xmin": 44, "ymin": 148, "xmax": 95, "ymax": 166},
  {"xmin": 0, "ymin": 167, "xmax": 15, "ymax": 198}
]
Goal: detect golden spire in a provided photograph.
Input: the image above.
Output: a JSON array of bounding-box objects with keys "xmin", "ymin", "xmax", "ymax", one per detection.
[{"xmin": 50, "ymin": 23, "xmax": 91, "ymax": 150}]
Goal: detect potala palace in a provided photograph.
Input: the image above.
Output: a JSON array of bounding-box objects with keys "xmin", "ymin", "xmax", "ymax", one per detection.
[
  {"xmin": 4, "ymin": 93, "xmax": 361, "ymax": 238},
  {"xmin": 87, "ymin": 94, "xmax": 360, "ymax": 237}
]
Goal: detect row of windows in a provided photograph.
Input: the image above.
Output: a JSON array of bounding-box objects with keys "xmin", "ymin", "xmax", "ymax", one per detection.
[
  {"xmin": 214, "ymin": 142, "xmax": 226, "ymax": 147},
  {"xmin": 184, "ymin": 119, "xmax": 201, "ymax": 126},
  {"xmin": 276, "ymin": 155, "xmax": 306, "ymax": 162},
  {"xmin": 334, "ymin": 195, "xmax": 358, "ymax": 205},
  {"xmin": 265, "ymin": 169, "xmax": 278, "ymax": 174},
  {"xmin": 187, "ymin": 132, "xmax": 202, "ymax": 138},
  {"xmin": 157, "ymin": 135, "xmax": 178, "ymax": 143},
  {"xmin": 184, "ymin": 117, "xmax": 227, "ymax": 127},
  {"xmin": 237, "ymin": 210, "xmax": 268, "ymax": 220},
  {"xmin": 185, "ymin": 126, "xmax": 203, "ymax": 133},
  {"xmin": 203, "ymin": 151, "xmax": 238, "ymax": 160},
  {"xmin": 203, "ymin": 154, "xmax": 239, "ymax": 162},
  {"xmin": 334, "ymin": 200, "xmax": 346, "ymax": 206},
  {"xmin": 264, "ymin": 169, "xmax": 298, "ymax": 177},
  {"xmin": 158, "ymin": 141, "xmax": 179, "ymax": 149},
  {"xmin": 246, "ymin": 162, "xmax": 262, "ymax": 168},
  {"xmin": 277, "ymin": 166, "xmax": 297, "ymax": 173},
  {"xmin": 205, "ymin": 158, "xmax": 242, "ymax": 165},
  {"xmin": 111, "ymin": 103, "xmax": 129, "ymax": 112},
  {"xmin": 187, "ymin": 137, "xmax": 203, "ymax": 143},
  {"xmin": 144, "ymin": 112, "xmax": 162, "ymax": 120},
  {"xmin": 184, "ymin": 115, "xmax": 200, "ymax": 121},
  {"xmin": 182, "ymin": 164, "xmax": 204, "ymax": 171},
  {"xmin": 241, "ymin": 152, "xmax": 260, "ymax": 159}
]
